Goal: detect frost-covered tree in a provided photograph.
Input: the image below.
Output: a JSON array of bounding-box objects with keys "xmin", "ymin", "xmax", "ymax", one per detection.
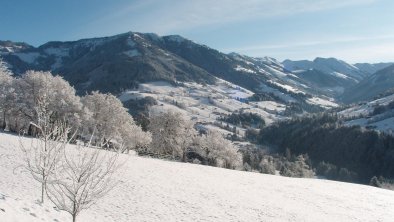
[
  {"xmin": 82, "ymin": 92, "xmax": 150, "ymax": 151},
  {"xmin": 200, "ymin": 130, "xmax": 242, "ymax": 169},
  {"xmin": 149, "ymin": 110, "xmax": 196, "ymax": 160},
  {"xmin": 13, "ymin": 71, "xmax": 82, "ymax": 132},
  {"xmin": 46, "ymin": 138, "xmax": 120, "ymax": 222},
  {"xmin": 0, "ymin": 59, "xmax": 15, "ymax": 130}
]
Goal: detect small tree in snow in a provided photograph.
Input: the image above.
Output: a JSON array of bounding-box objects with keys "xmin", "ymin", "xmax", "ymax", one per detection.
[
  {"xmin": 149, "ymin": 110, "xmax": 196, "ymax": 160},
  {"xmin": 46, "ymin": 137, "xmax": 120, "ymax": 222},
  {"xmin": 20, "ymin": 106, "xmax": 71, "ymax": 203},
  {"xmin": 200, "ymin": 130, "xmax": 242, "ymax": 169}
]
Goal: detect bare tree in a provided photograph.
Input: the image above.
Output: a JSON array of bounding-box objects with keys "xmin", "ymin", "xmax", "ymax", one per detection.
[
  {"xmin": 20, "ymin": 113, "xmax": 71, "ymax": 203},
  {"xmin": 46, "ymin": 136, "xmax": 121, "ymax": 222}
]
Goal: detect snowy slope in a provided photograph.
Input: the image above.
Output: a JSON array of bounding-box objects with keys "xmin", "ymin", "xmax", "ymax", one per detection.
[
  {"xmin": 354, "ymin": 62, "xmax": 393, "ymax": 75},
  {"xmin": 121, "ymin": 80, "xmax": 284, "ymax": 124},
  {"xmin": 341, "ymin": 64, "xmax": 394, "ymax": 103},
  {"xmin": 283, "ymin": 57, "xmax": 366, "ymax": 82},
  {"xmin": 1, "ymin": 132, "xmax": 394, "ymax": 222},
  {"xmin": 340, "ymin": 93, "xmax": 394, "ymax": 133}
]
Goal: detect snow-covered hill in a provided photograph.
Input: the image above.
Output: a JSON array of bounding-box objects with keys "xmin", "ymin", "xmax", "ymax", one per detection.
[
  {"xmin": 1, "ymin": 132, "xmax": 393, "ymax": 222},
  {"xmin": 283, "ymin": 57, "xmax": 368, "ymax": 82},
  {"xmin": 340, "ymin": 93, "xmax": 394, "ymax": 134},
  {"xmin": 341, "ymin": 64, "xmax": 394, "ymax": 103},
  {"xmin": 119, "ymin": 79, "xmax": 338, "ymax": 143},
  {"xmin": 354, "ymin": 62, "xmax": 394, "ymax": 75}
]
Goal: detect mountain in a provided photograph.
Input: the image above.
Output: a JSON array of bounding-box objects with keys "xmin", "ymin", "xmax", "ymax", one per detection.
[
  {"xmin": 291, "ymin": 69, "xmax": 356, "ymax": 96},
  {"xmin": 1, "ymin": 33, "xmax": 217, "ymax": 93},
  {"xmin": 0, "ymin": 40, "xmax": 33, "ymax": 53},
  {"xmin": 5, "ymin": 31, "xmax": 394, "ymax": 111},
  {"xmin": 283, "ymin": 57, "xmax": 367, "ymax": 82},
  {"xmin": 341, "ymin": 64, "xmax": 394, "ymax": 103},
  {"xmin": 354, "ymin": 62, "xmax": 394, "ymax": 75},
  {"xmin": 0, "ymin": 32, "xmax": 339, "ymax": 112}
]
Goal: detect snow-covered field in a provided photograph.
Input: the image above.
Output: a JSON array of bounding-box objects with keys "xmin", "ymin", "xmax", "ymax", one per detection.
[
  {"xmin": 120, "ymin": 80, "xmax": 284, "ymax": 138},
  {"xmin": 340, "ymin": 94, "xmax": 394, "ymax": 133},
  {"xmin": 1, "ymin": 132, "xmax": 394, "ymax": 222}
]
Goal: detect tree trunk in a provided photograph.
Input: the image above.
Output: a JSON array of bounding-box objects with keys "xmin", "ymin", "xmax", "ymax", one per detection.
[
  {"xmin": 41, "ymin": 182, "xmax": 44, "ymax": 203},
  {"xmin": 72, "ymin": 202, "xmax": 77, "ymax": 222},
  {"xmin": 182, "ymin": 151, "xmax": 186, "ymax": 162},
  {"xmin": 2, "ymin": 111, "xmax": 6, "ymax": 130}
]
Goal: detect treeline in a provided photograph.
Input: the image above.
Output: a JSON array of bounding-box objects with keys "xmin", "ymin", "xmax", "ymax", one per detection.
[
  {"xmin": 218, "ymin": 112, "xmax": 265, "ymax": 128},
  {"xmin": 372, "ymin": 100, "xmax": 394, "ymax": 116},
  {"xmin": 0, "ymin": 62, "xmax": 242, "ymax": 169},
  {"xmin": 0, "ymin": 68, "xmax": 151, "ymax": 152},
  {"xmin": 259, "ymin": 114, "xmax": 394, "ymax": 184}
]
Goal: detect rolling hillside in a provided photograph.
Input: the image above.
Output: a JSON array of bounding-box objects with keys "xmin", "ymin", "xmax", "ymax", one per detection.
[{"xmin": 1, "ymin": 132, "xmax": 393, "ymax": 222}]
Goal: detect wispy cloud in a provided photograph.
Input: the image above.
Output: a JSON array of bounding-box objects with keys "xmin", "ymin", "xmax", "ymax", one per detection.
[{"xmin": 91, "ymin": 0, "xmax": 377, "ymax": 34}]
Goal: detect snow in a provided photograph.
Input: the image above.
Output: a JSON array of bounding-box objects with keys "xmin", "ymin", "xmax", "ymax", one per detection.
[
  {"xmin": 1, "ymin": 132, "xmax": 394, "ymax": 221},
  {"xmin": 123, "ymin": 49, "xmax": 141, "ymax": 58},
  {"xmin": 259, "ymin": 83, "xmax": 296, "ymax": 103},
  {"xmin": 341, "ymin": 93, "xmax": 394, "ymax": 133},
  {"xmin": 268, "ymin": 80, "xmax": 305, "ymax": 94},
  {"xmin": 126, "ymin": 37, "xmax": 136, "ymax": 47},
  {"xmin": 331, "ymin": 71, "xmax": 351, "ymax": 79},
  {"xmin": 307, "ymin": 97, "xmax": 339, "ymax": 108},
  {"xmin": 252, "ymin": 101, "xmax": 286, "ymax": 112},
  {"xmin": 371, "ymin": 117, "xmax": 394, "ymax": 132},
  {"xmin": 283, "ymin": 58, "xmax": 366, "ymax": 80},
  {"xmin": 234, "ymin": 65, "xmax": 256, "ymax": 74},
  {"xmin": 119, "ymin": 79, "xmax": 281, "ymax": 136},
  {"xmin": 118, "ymin": 90, "xmax": 144, "ymax": 102},
  {"xmin": 5, "ymin": 47, "xmax": 14, "ymax": 53},
  {"xmin": 133, "ymin": 33, "xmax": 144, "ymax": 40},
  {"xmin": 340, "ymin": 94, "xmax": 394, "ymax": 118},
  {"xmin": 15, "ymin": 52, "xmax": 41, "ymax": 64}
]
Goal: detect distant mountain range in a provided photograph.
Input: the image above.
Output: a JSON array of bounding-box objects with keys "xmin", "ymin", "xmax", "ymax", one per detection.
[
  {"xmin": 341, "ymin": 64, "xmax": 394, "ymax": 103},
  {"xmin": 1, "ymin": 32, "xmax": 393, "ymax": 106}
]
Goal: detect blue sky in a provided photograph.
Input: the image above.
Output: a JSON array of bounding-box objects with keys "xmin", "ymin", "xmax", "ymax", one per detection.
[{"xmin": 1, "ymin": 0, "xmax": 393, "ymax": 63}]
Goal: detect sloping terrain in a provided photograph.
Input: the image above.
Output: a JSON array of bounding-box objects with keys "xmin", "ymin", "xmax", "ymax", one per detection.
[
  {"xmin": 340, "ymin": 93, "xmax": 394, "ymax": 133},
  {"xmin": 341, "ymin": 64, "xmax": 394, "ymax": 103},
  {"xmin": 1, "ymin": 33, "xmax": 216, "ymax": 93},
  {"xmin": 2, "ymin": 32, "xmax": 394, "ymax": 113},
  {"xmin": 354, "ymin": 62, "xmax": 394, "ymax": 75},
  {"xmin": 283, "ymin": 57, "xmax": 367, "ymax": 81},
  {"xmin": 1, "ymin": 132, "xmax": 394, "ymax": 222},
  {"xmin": 292, "ymin": 69, "xmax": 353, "ymax": 96},
  {"xmin": 0, "ymin": 32, "xmax": 338, "ymax": 111}
]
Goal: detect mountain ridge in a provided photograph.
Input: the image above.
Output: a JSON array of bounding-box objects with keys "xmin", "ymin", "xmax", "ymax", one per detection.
[{"xmin": 1, "ymin": 31, "xmax": 393, "ymax": 107}]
